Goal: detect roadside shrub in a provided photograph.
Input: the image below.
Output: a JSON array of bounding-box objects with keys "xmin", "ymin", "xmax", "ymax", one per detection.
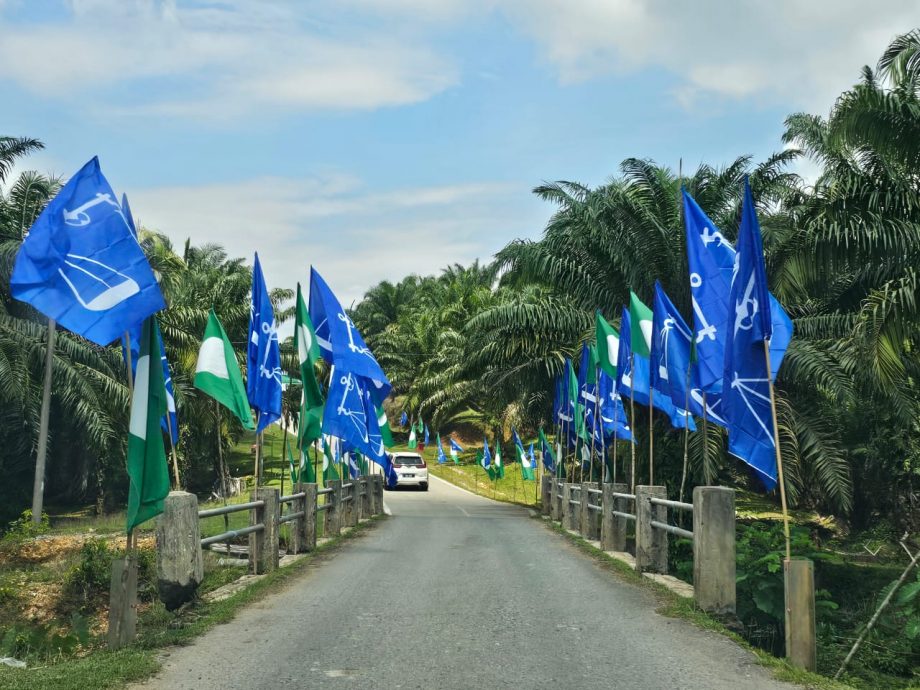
[
  {"xmin": 0, "ymin": 613, "xmax": 89, "ymax": 662},
  {"xmin": 64, "ymin": 538, "xmax": 113, "ymax": 608},
  {"xmin": 1, "ymin": 509, "xmax": 50, "ymax": 543}
]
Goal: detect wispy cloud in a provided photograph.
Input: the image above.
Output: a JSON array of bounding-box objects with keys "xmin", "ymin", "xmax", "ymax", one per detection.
[{"xmin": 129, "ymin": 174, "xmax": 543, "ymax": 306}]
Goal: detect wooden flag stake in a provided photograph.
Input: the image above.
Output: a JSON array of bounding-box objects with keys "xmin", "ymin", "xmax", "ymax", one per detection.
[
  {"xmin": 763, "ymin": 341, "xmax": 791, "ymax": 561},
  {"xmin": 31, "ymin": 318, "xmax": 56, "ymax": 524}
]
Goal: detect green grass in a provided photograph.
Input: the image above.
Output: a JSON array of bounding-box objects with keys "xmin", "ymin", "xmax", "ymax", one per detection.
[
  {"xmin": 0, "ymin": 516, "xmax": 384, "ymax": 689},
  {"xmin": 544, "ymin": 519, "xmax": 855, "ymax": 690}
]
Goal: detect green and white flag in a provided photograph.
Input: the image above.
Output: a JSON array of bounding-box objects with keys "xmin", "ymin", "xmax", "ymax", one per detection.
[
  {"xmin": 300, "ymin": 445, "xmax": 316, "ymax": 483},
  {"xmin": 126, "ymin": 316, "xmax": 171, "ymax": 533},
  {"xmin": 595, "ymin": 311, "xmax": 620, "ymax": 379},
  {"xmin": 407, "ymin": 424, "xmax": 418, "ymax": 449},
  {"xmin": 568, "ymin": 361, "xmax": 588, "ymax": 441},
  {"xmin": 494, "ymin": 442, "xmax": 505, "ymax": 479},
  {"xmin": 377, "ymin": 405, "xmax": 394, "ymax": 448},
  {"xmin": 322, "ymin": 436, "xmax": 340, "ymax": 483},
  {"xmin": 295, "ymin": 284, "xmax": 324, "ymax": 447},
  {"xmin": 629, "ymin": 290, "xmax": 653, "ymax": 358},
  {"xmin": 520, "ymin": 446, "xmax": 535, "ymax": 481},
  {"xmin": 195, "ymin": 309, "xmax": 256, "ymax": 430}
]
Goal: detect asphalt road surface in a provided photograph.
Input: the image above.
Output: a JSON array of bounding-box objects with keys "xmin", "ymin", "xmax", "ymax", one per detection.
[{"xmin": 137, "ymin": 476, "xmax": 791, "ymax": 689}]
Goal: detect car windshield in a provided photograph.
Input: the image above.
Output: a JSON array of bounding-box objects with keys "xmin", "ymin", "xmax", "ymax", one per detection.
[{"xmin": 394, "ymin": 455, "xmax": 423, "ymax": 466}]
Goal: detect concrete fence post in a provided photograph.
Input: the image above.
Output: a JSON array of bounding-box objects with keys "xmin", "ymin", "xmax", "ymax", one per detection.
[
  {"xmin": 358, "ymin": 477, "xmax": 368, "ymax": 520},
  {"xmin": 785, "ymin": 558, "xmax": 817, "ymax": 671},
  {"xmin": 373, "ymin": 475, "xmax": 384, "ymax": 515},
  {"xmin": 550, "ymin": 480, "xmax": 560, "ymax": 521},
  {"xmin": 302, "ymin": 483, "xmax": 317, "ymax": 552},
  {"xmin": 580, "ymin": 482, "xmax": 598, "ymax": 539},
  {"xmin": 156, "ymin": 491, "xmax": 203, "ymax": 610},
  {"xmin": 348, "ymin": 482, "xmax": 358, "ymax": 526},
  {"xmin": 288, "ymin": 482, "xmax": 307, "ymax": 553},
  {"xmin": 326, "ymin": 480, "xmax": 342, "ymax": 536},
  {"xmin": 635, "ymin": 485, "xmax": 667, "ymax": 574},
  {"xmin": 341, "ymin": 483, "xmax": 353, "ymax": 528},
  {"xmin": 693, "ymin": 486, "xmax": 736, "ymax": 614},
  {"xmin": 250, "ymin": 487, "xmax": 280, "ymax": 574},
  {"xmin": 106, "ymin": 556, "xmax": 138, "ymax": 649},
  {"xmin": 610, "ymin": 483, "xmax": 629, "ymax": 551},
  {"xmin": 562, "ymin": 483, "xmax": 577, "ymax": 531},
  {"xmin": 541, "ymin": 475, "xmax": 552, "ymax": 515}
]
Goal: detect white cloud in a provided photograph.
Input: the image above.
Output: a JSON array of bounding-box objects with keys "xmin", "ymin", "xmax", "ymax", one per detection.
[
  {"xmin": 0, "ymin": 0, "xmax": 457, "ymax": 117},
  {"xmin": 128, "ymin": 174, "xmax": 541, "ymax": 310},
  {"xmin": 498, "ymin": 0, "xmax": 920, "ymax": 111}
]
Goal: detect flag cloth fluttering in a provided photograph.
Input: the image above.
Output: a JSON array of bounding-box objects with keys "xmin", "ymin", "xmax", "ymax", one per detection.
[
  {"xmin": 436, "ymin": 433, "xmax": 448, "ymax": 464},
  {"xmin": 195, "ymin": 309, "xmax": 256, "ymax": 430},
  {"xmin": 294, "ymin": 283, "xmax": 324, "ymax": 448},
  {"xmin": 400, "ymin": 411, "xmax": 408, "ymax": 427},
  {"xmin": 408, "ymin": 424, "xmax": 418, "ymax": 449},
  {"xmin": 538, "ymin": 428, "xmax": 556, "ymax": 474},
  {"xmin": 377, "ymin": 405, "xmax": 394, "ymax": 447},
  {"xmin": 513, "ymin": 428, "xmax": 534, "ymax": 480},
  {"xmin": 322, "ymin": 436, "xmax": 340, "ymax": 482},
  {"xmin": 125, "ymin": 316, "xmax": 170, "ymax": 533},
  {"xmin": 247, "ymin": 253, "xmax": 282, "ymax": 433},
  {"xmin": 287, "ymin": 443, "xmax": 299, "ymax": 484},
  {"xmin": 595, "ymin": 311, "xmax": 620, "ymax": 379},
  {"xmin": 125, "ymin": 318, "xmax": 179, "ymax": 444},
  {"xmin": 722, "ymin": 181, "xmax": 792, "ymax": 490},
  {"xmin": 494, "ymin": 441, "xmax": 505, "ymax": 479},
  {"xmin": 648, "ymin": 282, "xmax": 697, "ymax": 432},
  {"xmin": 10, "ymin": 157, "xmax": 165, "ymax": 346},
  {"xmin": 481, "ymin": 436, "xmax": 494, "ymax": 479},
  {"xmin": 449, "ymin": 438, "xmax": 463, "ymax": 463}
]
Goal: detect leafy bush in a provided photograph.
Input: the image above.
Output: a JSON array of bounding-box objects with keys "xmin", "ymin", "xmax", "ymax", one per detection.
[
  {"xmin": 735, "ymin": 522, "xmax": 837, "ymax": 655},
  {"xmin": 0, "ymin": 613, "xmax": 89, "ymax": 661},
  {"xmin": 1, "ymin": 510, "xmax": 50, "ymax": 542},
  {"xmin": 64, "ymin": 538, "xmax": 114, "ymax": 609}
]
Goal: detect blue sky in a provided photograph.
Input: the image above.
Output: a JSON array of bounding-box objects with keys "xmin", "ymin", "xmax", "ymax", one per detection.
[{"xmin": 2, "ymin": 0, "xmax": 919, "ymax": 304}]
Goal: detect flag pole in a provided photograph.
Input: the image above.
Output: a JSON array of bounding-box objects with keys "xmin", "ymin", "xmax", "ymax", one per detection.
[
  {"xmin": 215, "ymin": 401, "xmax": 231, "ymax": 556},
  {"xmin": 31, "ymin": 318, "xmax": 56, "ymax": 525},
  {"xmin": 254, "ymin": 427, "xmax": 262, "ymax": 488},
  {"xmin": 123, "ymin": 329, "xmax": 135, "ymax": 556},
  {"xmin": 612, "ymin": 436, "xmax": 618, "ymax": 484},
  {"xmin": 629, "ymin": 353, "xmax": 636, "ymax": 492},
  {"xmin": 648, "ymin": 388, "xmax": 654, "ymax": 485},
  {"xmin": 165, "ymin": 411, "xmax": 181, "ymax": 490},
  {"xmin": 764, "ymin": 342, "xmax": 791, "ymax": 561},
  {"xmin": 589, "ymin": 377, "xmax": 600, "ymax": 483},
  {"xmin": 679, "ymin": 361, "xmax": 692, "ymax": 506}
]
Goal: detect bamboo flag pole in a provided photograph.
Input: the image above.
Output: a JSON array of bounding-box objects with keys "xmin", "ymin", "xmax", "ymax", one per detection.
[
  {"xmin": 629, "ymin": 353, "xmax": 636, "ymax": 492},
  {"xmin": 165, "ymin": 412, "xmax": 181, "ymax": 490},
  {"xmin": 123, "ymin": 330, "xmax": 135, "ymax": 556},
  {"xmin": 648, "ymin": 388, "xmax": 654, "ymax": 485},
  {"xmin": 612, "ymin": 436, "xmax": 618, "ymax": 484},
  {"xmin": 31, "ymin": 318, "xmax": 56, "ymax": 524},
  {"xmin": 215, "ymin": 402, "xmax": 231, "ymax": 556},
  {"xmin": 679, "ymin": 361, "xmax": 692, "ymax": 506},
  {"xmin": 589, "ymin": 375, "xmax": 600, "ymax": 482},
  {"xmin": 254, "ymin": 429, "xmax": 262, "ymax": 488},
  {"xmin": 764, "ymin": 341, "xmax": 791, "ymax": 561}
]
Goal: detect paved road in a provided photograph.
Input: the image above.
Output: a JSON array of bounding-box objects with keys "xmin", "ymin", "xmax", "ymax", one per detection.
[{"xmin": 138, "ymin": 476, "xmax": 790, "ymax": 689}]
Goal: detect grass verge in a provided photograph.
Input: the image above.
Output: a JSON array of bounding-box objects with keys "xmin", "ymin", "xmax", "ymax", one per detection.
[
  {"xmin": 543, "ymin": 518, "xmax": 853, "ymax": 690},
  {"xmin": 0, "ymin": 516, "xmax": 385, "ymax": 690}
]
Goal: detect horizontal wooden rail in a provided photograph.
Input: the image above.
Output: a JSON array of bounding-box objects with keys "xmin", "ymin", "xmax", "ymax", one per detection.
[
  {"xmin": 612, "ymin": 511, "xmax": 636, "ymax": 521},
  {"xmin": 612, "ymin": 492, "xmax": 636, "ymax": 501},
  {"xmin": 278, "ymin": 511, "xmax": 305, "ymax": 525},
  {"xmin": 279, "ymin": 492, "xmax": 306, "ymax": 504},
  {"xmin": 316, "ymin": 503, "xmax": 330, "ymax": 512},
  {"xmin": 317, "ymin": 487, "xmax": 333, "ymax": 496}
]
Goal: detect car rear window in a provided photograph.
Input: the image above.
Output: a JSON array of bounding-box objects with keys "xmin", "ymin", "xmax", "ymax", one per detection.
[{"xmin": 394, "ymin": 455, "xmax": 423, "ymax": 465}]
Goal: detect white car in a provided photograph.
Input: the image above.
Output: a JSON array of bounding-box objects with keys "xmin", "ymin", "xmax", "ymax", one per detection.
[{"xmin": 389, "ymin": 452, "xmax": 428, "ymax": 491}]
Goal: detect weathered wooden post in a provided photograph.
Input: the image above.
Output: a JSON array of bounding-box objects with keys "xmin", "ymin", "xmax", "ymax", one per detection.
[
  {"xmin": 356, "ymin": 478, "xmax": 366, "ymax": 520},
  {"xmin": 340, "ymin": 482, "xmax": 352, "ymax": 529},
  {"xmin": 347, "ymin": 482, "xmax": 358, "ymax": 527},
  {"xmin": 785, "ymin": 559, "xmax": 817, "ymax": 671},
  {"xmin": 326, "ymin": 479, "xmax": 342, "ymax": 536},
  {"xmin": 550, "ymin": 479, "xmax": 560, "ymax": 521},
  {"xmin": 107, "ymin": 555, "xmax": 138, "ymax": 649},
  {"xmin": 693, "ymin": 486, "xmax": 736, "ymax": 614},
  {"xmin": 635, "ymin": 485, "xmax": 667, "ymax": 573},
  {"xmin": 250, "ymin": 487, "xmax": 280, "ymax": 574},
  {"xmin": 156, "ymin": 491, "xmax": 203, "ymax": 610},
  {"xmin": 300, "ymin": 484, "xmax": 317, "ymax": 552},
  {"xmin": 580, "ymin": 482, "xmax": 598, "ymax": 539},
  {"xmin": 541, "ymin": 475, "xmax": 552, "ymax": 515}
]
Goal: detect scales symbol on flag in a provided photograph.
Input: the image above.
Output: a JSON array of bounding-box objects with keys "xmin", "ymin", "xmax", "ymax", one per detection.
[
  {"xmin": 338, "ymin": 312, "xmax": 374, "ymax": 359},
  {"xmin": 701, "ymin": 224, "xmax": 728, "ymax": 247},
  {"xmin": 260, "ymin": 320, "xmax": 282, "ymax": 383},
  {"xmin": 734, "ymin": 274, "xmax": 759, "ymax": 333},
  {"xmin": 63, "ymin": 192, "xmax": 125, "ymax": 227}
]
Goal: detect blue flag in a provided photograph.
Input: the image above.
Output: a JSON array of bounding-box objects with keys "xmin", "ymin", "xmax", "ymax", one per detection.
[
  {"xmin": 684, "ymin": 189, "xmax": 792, "ymax": 394},
  {"xmin": 598, "ymin": 369, "xmax": 634, "ymax": 443},
  {"xmin": 246, "ymin": 254, "xmax": 282, "ymax": 433},
  {"xmin": 437, "ymin": 437, "xmax": 448, "ymax": 464},
  {"xmin": 559, "ymin": 359, "xmax": 574, "ymax": 427},
  {"xmin": 10, "ymin": 158, "xmax": 165, "ymax": 346},
  {"xmin": 722, "ymin": 180, "xmax": 791, "ymax": 490},
  {"xmin": 650, "ymin": 282, "xmax": 700, "ymax": 426},
  {"xmin": 346, "ymin": 450, "xmax": 361, "ymax": 480},
  {"xmin": 400, "ymin": 411, "xmax": 408, "ymax": 426},
  {"xmin": 449, "ymin": 438, "xmax": 464, "ymax": 454},
  {"xmin": 309, "ymin": 267, "xmax": 391, "ymax": 400},
  {"xmin": 121, "ymin": 193, "xmax": 138, "ymax": 240},
  {"xmin": 481, "ymin": 437, "xmax": 492, "ymax": 468},
  {"xmin": 552, "ymin": 374, "xmax": 563, "ymax": 425},
  {"xmin": 424, "ymin": 425, "xmax": 430, "ymax": 446},
  {"xmin": 512, "ymin": 427, "xmax": 525, "ymax": 455},
  {"xmin": 124, "ymin": 320, "xmax": 178, "ymax": 445},
  {"xmin": 539, "ymin": 431, "xmax": 556, "ymax": 473}
]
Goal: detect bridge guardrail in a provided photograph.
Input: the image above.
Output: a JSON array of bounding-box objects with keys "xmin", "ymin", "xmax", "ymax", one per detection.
[{"xmin": 543, "ymin": 479, "xmax": 735, "ymax": 615}]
